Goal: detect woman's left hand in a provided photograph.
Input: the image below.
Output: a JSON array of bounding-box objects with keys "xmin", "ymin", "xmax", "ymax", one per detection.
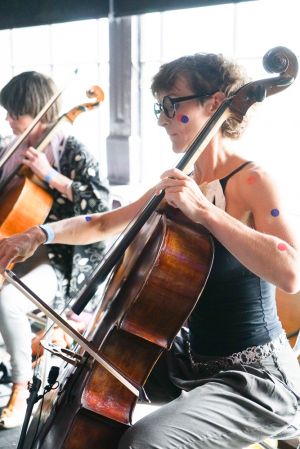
[
  {"xmin": 156, "ymin": 168, "xmax": 211, "ymax": 224},
  {"xmin": 23, "ymin": 147, "xmax": 52, "ymax": 181},
  {"xmin": 0, "ymin": 227, "xmax": 46, "ymax": 275}
]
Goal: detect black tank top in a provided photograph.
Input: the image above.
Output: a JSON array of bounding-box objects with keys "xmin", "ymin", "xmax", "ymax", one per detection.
[{"xmin": 189, "ymin": 162, "xmax": 283, "ymax": 356}]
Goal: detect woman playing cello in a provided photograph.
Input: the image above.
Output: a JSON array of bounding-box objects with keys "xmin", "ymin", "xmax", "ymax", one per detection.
[
  {"xmin": 0, "ymin": 52, "xmax": 300, "ymax": 447},
  {"xmin": 0, "ymin": 71, "xmax": 110, "ymax": 429}
]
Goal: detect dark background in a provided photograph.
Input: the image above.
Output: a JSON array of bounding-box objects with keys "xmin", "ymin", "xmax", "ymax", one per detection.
[{"xmin": 0, "ymin": 0, "xmax": 254, "ymax": 30}]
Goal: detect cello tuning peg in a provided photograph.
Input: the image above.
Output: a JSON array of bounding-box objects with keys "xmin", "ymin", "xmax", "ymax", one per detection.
[{"xmin": 253, "ymin": 85, "xmax": 267, "ymax": 102}]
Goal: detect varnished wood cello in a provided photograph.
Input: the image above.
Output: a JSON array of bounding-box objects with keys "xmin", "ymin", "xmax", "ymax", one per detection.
[{"xmin": 4, "ymin": 46, "xmax": 298, "ymax": 449}]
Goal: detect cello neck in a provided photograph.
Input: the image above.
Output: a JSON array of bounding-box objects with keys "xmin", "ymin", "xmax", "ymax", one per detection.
[
  {"xmin": 71, "ymin": 100, "xmax": 232, "ymax": 315},
  {"xmin": 0, "ymin": 120, "xmax": 65, "ymax": 191}
]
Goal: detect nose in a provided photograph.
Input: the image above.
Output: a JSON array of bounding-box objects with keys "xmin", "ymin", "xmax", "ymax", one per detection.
[
  {"xmin": 6, "ymin": 113, "xmax": 14, "ymax": 125},
  {"xmin": 157, "ymin": 110, "xmax": 169, "ymax": 127}
]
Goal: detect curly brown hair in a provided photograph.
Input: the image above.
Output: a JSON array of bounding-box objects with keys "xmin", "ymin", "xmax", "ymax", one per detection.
[{"xmin": 151, "ymin": 53, "xmax": 250, "ymax": 139}]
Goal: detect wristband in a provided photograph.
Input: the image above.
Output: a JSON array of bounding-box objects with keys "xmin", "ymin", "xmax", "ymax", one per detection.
[
  {"xmin": 38, "ymin": 224, "xmax": 55, "ymax": 244},
  {"xmin": 44, "ymin": 168, "xmax": 58, "ymax": 184}
]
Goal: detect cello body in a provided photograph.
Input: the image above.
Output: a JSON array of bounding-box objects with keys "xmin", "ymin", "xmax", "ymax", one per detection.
[
  {"xmin": 0, "ymin": 175, "xmax": 52, "ymax": 239},
  {"xmin": 24, "ymin": 207, "xmax": 214, "ymax": 449}
]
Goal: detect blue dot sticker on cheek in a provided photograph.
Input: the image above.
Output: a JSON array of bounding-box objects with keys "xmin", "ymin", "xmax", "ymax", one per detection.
[
  {"xmin": 85, "ymin": 215, "xmax": 92, "ymax": 222},
  {"xmin": 271, "ymin": 208, "xmax": 280, "ymax": 217},
  {"xmin": 181, "ymin": 115, "xmax": 189, "ymax": 124}
]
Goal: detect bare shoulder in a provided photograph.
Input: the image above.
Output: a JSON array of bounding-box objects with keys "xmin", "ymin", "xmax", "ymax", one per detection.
[
  {"xmin": 224, "ymin": 160, "xmax": 284, "ymax": 219},
  {"xmin": 234, "ymin": 161, "xmax": 270, "ymax": 184},
  {"xmin": 235, "ymin": 162, "xmax": 283, "ymax": 211}
]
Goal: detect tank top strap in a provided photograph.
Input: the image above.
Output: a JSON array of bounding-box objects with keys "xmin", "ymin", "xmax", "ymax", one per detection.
[{"xmin": 220, "ymin": 161, "xmax": 252, "ymax": 192}]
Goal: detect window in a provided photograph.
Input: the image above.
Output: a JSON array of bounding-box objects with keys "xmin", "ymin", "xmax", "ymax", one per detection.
[
  {"xmin": 139, "ymin": 0, "xmax": 300, "ymax": 220},
  {"xmin": 0, "ymin": 1, "xmax": 299, "ymax": 219},
  {"xmin": 0, "ymin": 18, "xmax": 109, "ymax": 174}
]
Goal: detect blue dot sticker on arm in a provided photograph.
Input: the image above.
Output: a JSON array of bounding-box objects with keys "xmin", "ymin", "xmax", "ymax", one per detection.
[{"xmin": 271, "ymin": 208, "xmax": 280, "ymax": 217}]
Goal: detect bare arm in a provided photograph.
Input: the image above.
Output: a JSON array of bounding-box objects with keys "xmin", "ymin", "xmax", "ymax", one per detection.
[
  {"xmin": 24, "ymin": 147, "xmax": 74, "ymax": 201},
  {"xmin": 158, "ymin": 167, "xmax": 300, "ymax": 293},
  {"xmin": 45, "ymin": 196, "xmax": 151, "ymax": 244},
  {"xmin": 0, "ymin": 186, "xmax": 156, "ymax": 274}
]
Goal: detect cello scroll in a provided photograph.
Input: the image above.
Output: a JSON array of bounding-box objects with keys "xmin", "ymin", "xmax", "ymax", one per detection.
[
  {"xmin": 228, "ymin": 46, "xmax": 298, "ymax": 122},
  {"xmin": 65, "ymin": 85, "xmax": 105, "ymax": 123}
]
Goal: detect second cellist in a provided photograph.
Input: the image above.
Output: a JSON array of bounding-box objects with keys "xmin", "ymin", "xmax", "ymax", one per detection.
[{"xmin": 0, "ymin": 71, "xmax": 110, "ymax": 429}]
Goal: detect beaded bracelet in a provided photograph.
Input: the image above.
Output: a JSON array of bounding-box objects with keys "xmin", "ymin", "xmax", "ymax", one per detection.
[{"xmin": 38, "ymin": 224, "xmax": 55, "ymax": 244}]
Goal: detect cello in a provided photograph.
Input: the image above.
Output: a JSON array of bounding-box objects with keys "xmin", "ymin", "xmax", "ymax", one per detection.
[{"xmin": 4, "ymin": 46, "xmax": 298, "ymax": 449}]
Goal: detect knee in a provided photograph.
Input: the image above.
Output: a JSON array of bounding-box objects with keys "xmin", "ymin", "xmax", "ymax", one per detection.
[
  {"xmin": 118, "ymin": 422, "xmax": 145, "ymax": 449},
  {"xmin": 0, "ymin": 288, "xmax": 27, "ymax": 324},
  {"xmin": 0, "ymin": 291, "xmax": 17, "ymax": 318},
  {"xmin": 118, "ymin": 418, "xmax": 158, "ymax": 449}
]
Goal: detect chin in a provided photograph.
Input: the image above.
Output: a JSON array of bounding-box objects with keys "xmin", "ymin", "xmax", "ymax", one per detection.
[{"xmin": 172, "ymin": 143, "xmax": 186, "ymax": 154}]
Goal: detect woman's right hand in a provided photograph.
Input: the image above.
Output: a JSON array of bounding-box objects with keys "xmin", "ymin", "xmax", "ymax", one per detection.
[
  {"xmin": 0, "ymin": 226, "xmax": 46, "ymax": 275},
  {"xmin": 23, "ymin": 147, "xmax": 52, "ymax": 181}
]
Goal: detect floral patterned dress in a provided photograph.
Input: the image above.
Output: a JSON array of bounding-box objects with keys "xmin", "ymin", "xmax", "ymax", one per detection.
[{"xmin": 45, "ymin": 134, "xmax": 110, "ymax": 311}]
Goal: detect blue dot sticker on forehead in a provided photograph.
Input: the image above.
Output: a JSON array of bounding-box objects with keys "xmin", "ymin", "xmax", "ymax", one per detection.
[
  {"xmin": 85, "ymin": 215, "xmax": 92, "ymax": 222},
  {"xmin": 271, "ymin": 208, "xmax": 280, "ymax": 217}
]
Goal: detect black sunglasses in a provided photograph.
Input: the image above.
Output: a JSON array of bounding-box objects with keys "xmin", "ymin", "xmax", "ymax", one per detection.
[{"xmin": 154, "ymin": 93, "xmax": 215, "ymax": 119}]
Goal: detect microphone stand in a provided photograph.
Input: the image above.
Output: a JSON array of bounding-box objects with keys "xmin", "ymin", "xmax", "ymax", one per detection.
[
  {"xmin": 16, "ymin": 365, "xmax": 60, "ymax": 449},
  {"xmin": 17, "ymin": 375, "xmax": 41, "ymax": 449}
]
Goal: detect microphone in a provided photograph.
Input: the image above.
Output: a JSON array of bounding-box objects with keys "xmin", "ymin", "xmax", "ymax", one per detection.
[{"xmin": 45, "ymin": 366, "xmax": 59, "ymax": 392}]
